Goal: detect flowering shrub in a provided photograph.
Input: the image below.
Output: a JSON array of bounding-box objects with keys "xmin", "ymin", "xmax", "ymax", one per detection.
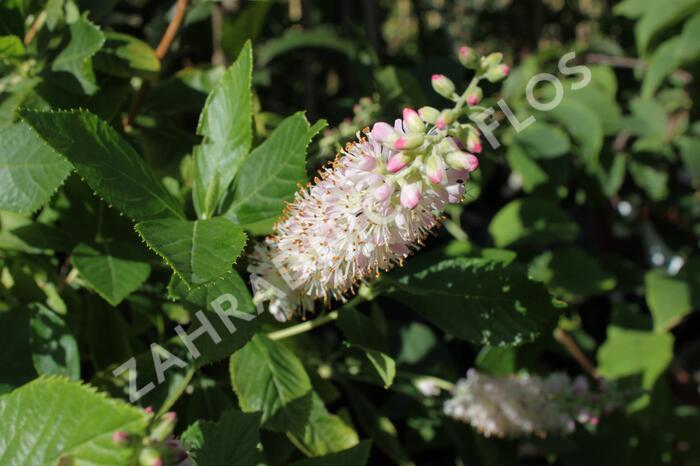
[{"xmin": 0, "ymin": 1, "xmax": 699, "ymax": 465}]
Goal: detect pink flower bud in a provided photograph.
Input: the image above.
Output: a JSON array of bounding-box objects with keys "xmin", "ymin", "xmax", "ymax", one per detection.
[
  {"xmin": 402, "ymin": 107, "xmax": 425, "ymax": 133},
  {"xmin": 458, "ymin": 46, "xmax": 476, "ymax": 67},
  {"xmin": 393, "ymin": 133, "xmax": 424, "ymax": 150},
  {"xmin": 400, "ymin": 183, "xmax": 422, "ymax": 209},
  {"xmin": 467, "ymin": 130, "xmax": 482, "ymax": 153},
  {"xmin": 144, "ymin": 407, "xmax": 154, "ymax": 415},
  {"xmin": 112, "ymin": 431, "xmax": 129, "ymax": 444},
  {"xmin": 466, "ymin": 87, "xmax": 483, "ymax": 106},
  {"xmin": 374, "ymin": 182, "xmax": 394, "ymax": 201},
  {"xmin": 486, "ymin": 63, "xmax": 510, "ymax": 82},
  {"xmin": 387, "ymin": 153, "xmax": 409, "ymax": 172},
  {"xmin": 445, "ymin": 152, "xmax": 479, "ymax": 172},
  {"xmin": 431, "ymin": 74, "xmax": 456, "ymax": 98},
  {"xmin": 370, "ymin": 122, "xmax": 397, "ymax": 144}
]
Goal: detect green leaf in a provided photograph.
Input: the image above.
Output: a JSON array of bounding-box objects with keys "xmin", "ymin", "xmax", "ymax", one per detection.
[
  {"xmin": 45, "ymin": 0, "xmax": 64, "ymax": 30},
  {"xmin": 0, "ymin": 34, "xmax": 24, "ymax": 58},
  {"xmin": 645, "ymin": 259, "xmax": 700, "ymax": 330},
  {"xmin": 29, "ymin": 303, "xmax": 80, "ymax": 380},
  {"xmin": 221, "ymin": 1, "xmax": 271, "ymax": 59},
  {"xmin": 678, "ymin": 11, "xmax": 700, "ymax": 60},
  {"xmin": 337, "ymin": 309, "xmax": 396, "ymax": 387},
  {"xmin": 0, "ymin": 122, "xmax": 72, "ymax": 214},
  {"xmin": 548, "ymin": 98, "xmax": 604, "ymax": 169},
  {"xmin": 135, "ymin": 217, "xmax": 246, "ymax": 288},
  {"xmin": 635, "ymin": 0, "xmax": 700, "ymax": 55},
  {"xmin": 0, "ymin": 377, "xmax": 149, "ymax": 465},
  {"xmin": 230, "ymin": 333, "xmax": 313, "ymax": 434},
  {"xmin": 93, "ymin": 32, "xmax": 160, "ymax": 79},
  {"xmin": 488, "ymin": 198, "xmax": 579, "ymax": 248},
  {"xmin": 50, "ymin": 15, "xmax": 105, "ymax": 95},
  {"xmin": 514, "ymin": 122, "xmax": 570, "ymax": 159},
  {"xmin": 72, "ymin": 241, "xmax": 151, "ymax": 306},
  {"xmin": 529, "ymin": 246, "xmax": 617, "ymax": 300},
  {"xmin": 20, "ymin": 109, "xmax": 185, "ymax": 221},
  {"xmin": 290, "ymin": 441, "xmax": 371, "ymax": 466},
  {"xmin": 192, "ymin": 41, "xmax": 253, "ymax": 218},
  {"xmin": 387, "ymin": 258, "xmax": 558, "ymax": 346},
  {"xmin": 289, "ymin": 392, "xmax": 360, "ymax": 457},
  {"xmin": 505, "ymin": 143, "xmax": 548, "ymax": 193},
  {"xmin": 181, "ymin": 409, "xmax": 261, "ymax": 466},
  {"xmin": 227, "ymin": 112, "xmax": 326, "ymax": 228},
  {"xmin": 598, "ymin": 326, "xmax": 673, "ymax": 390},
  {"xmin": 629, "ymin": 159, "xmax": 668, "ymax": 201},
  {"xmin": 642, "ymin": 37, "xmax": 683, "ymax": 98},
  {"xmin": 677, "ymin": 136, "xmax": 700, "ymax": 187}
]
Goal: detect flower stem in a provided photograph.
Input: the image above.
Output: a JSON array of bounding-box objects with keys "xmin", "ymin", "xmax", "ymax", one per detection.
[{"xmin": 267, "ymin": 295, "xmax": 364, "ymax": 340}]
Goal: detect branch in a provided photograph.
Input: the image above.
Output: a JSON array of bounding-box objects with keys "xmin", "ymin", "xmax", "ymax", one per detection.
[
  {"xmin": 553, "ymin": 328, "xmax": 600, "ymax": 379},
  {"xmin": 122, "ymin": 0, "xmax": 190, "ymax": 130},
  {"xmin": 24, "ymin": 10, "xmax": 47, "ymax": 46},
  {"xmin": 586, "ymin": 53, "xmax": 693, "ymax": 84}
]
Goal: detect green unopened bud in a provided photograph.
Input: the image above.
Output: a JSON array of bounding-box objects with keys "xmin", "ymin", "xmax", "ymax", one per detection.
[
  {"xmin": 150, "ymin": 412, "xmax": 176, "ymax": 442},
  {"xmin": 437, "ymin": 137, "xmax": 460, "ymax": 154},
  {"xmin": 431, "ymin": 74, "xmax": 456, "ymax": 99},
  {"xmin": 481, "ymin": 52, "xmax": 503, "ymax": 69},
  {"xmin": 139, "ymin": 447, "xmax": 162, "ymax": 466},
  {"xmin": 418, "ymin": 106, "xmax": 439, "ymax": 124},
  {"xmin": 435, "ymin": 109, "xmax": 455, "ymax": 129},
  {"xmin": 402, "ymin": 108, "xmax": 425, "ymax": 133},
  {"xmin": 485, "ymin": 63, "xmax": 510, "ymax": 83},
  {"xmin": 458, "ymin": 46, "xmax": 478, "ymax": 68}
]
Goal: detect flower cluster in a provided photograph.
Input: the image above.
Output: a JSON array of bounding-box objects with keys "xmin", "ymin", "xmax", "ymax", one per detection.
[
  {"xmin": 443, "ymin": 369, "xmax": 622, "ymax": 438},
  {"xmin": 248, "ymin": 47, "xmax": 509, "ymax": 321}
]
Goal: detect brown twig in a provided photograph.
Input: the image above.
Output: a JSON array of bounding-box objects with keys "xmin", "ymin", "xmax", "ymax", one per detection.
[
  {"xmin": 24, "ymin": 10, "xmax": 47, "ymax": 46},
  {"xmin": 554, "ymin": 328, "xmax": 600, "ymax": 379},
  {"xmin": 586, "ymin": 53, "xmax": 693, "ymax": 84},
  {"xmin": 122, "ymin": 0, "xmax": 190, "ymax": 130}
]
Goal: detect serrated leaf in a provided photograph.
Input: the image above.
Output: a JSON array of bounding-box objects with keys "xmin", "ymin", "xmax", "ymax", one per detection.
[
  {"xmin": 488, "ymin": 198, "xmax": 579, "ymax": 248},
  {"xmin": 181, "ymin": 409, "xmax": 261, "ymax": 466},
  {"xmin": 93, "ymin": 32, "xmax": 160, "ymax": 79},
  {"xmin": 192, "ymin": 41, "xmax": 252, "ymax": 219},
  {"xmin": 289, "ymin": 392, "xmax": 360, "ymax": 457},
  {"xmin": 230, "ymin": 333, "xmax": 313, "ymax": 434},
  {"xmin": 0, "ymin": 377, "xmax": 149, "ymax": 466},
  {"xmin": 291, "ymin": 441, "xmax": 371, "ymax": 466},
  {"xmin": 514, "ymin": 122, "xmax": 570, "ymax": 159},
  {"xmin": 135, "ymin": 217, "xmax": 246, "ymax": 288},
  {"xmin": 72, "ymin": 241, "xmax": 151, "ymax": 306},
  {"xmin": 227, "ymin": 112, "xmax": 326, "ymax": 228},
  {"xmin": 29, "ymin": 303, "xmax": 80, "ymax": 380},
  {"xmin": 645, "ymin": 259, "xmax": 700, "ymax": 330},
  {"xmin": 0, "ymin": 122, "xmax": 72, "ymax": 214},
  {"xmin": 20, "ymin": 109, "xmax": 184, "ymax": 221},
  {"xmin": 50, "ymin": 15, "xmax": 105, "ymax": 95},
  {"xmin": 386, "ymin": 258, "xmax": 557, "ymax": 346}
]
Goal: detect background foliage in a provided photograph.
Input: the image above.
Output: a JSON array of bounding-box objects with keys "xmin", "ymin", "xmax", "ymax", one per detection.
[{"xmin": 0, "ymin": 0, "xmax": 699, "ymax": 465}]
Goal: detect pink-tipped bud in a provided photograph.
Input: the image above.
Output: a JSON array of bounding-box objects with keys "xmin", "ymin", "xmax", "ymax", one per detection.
[
  {"xmin": 589, "ymin": 416, "xmax": 600, "ymax": 426},
  {"xmin": 418, "ymin": 106, "xmax": 439, "ymax": 124},
  {"xmin": 482, "ymin": 52, "xmax": 503, "ymax": 68},
  {"xmin": 467, "ymin": 129, "xmax": 482, "ymax": 153},
  {"xmin": 426, "ymin": 154, "xmax": 445, "ymax": 184},
  {"xmin": 139, "ymin": 447, "xmax": 162, "ymax": 466},
  {"xmin": 435, "ymin": 109, "xmax": 454, "ymax": 130},
  {"xmin": 144, "ymin": 406, "xmax": 154, "ymax": 415},
  {"xmin": 393, "ymin": 133, "xmax": 424, "ymax": 151},
  {"xmin": 374, "ymin": 182, "xmax": 394, "ymax": 201},
  {"xmin": 402, "ymin": 107, "xmax": 425, "ymax": 133},
  {"xmin": 150, "ymin": 411, "xmax": 177, "ymax": 442},
  {"xmin": 458, "ymin": 46, "xmax": 477, "ymax": 68},
  {"xmin": 112, "ymin": 431, "xmax": 129, "ymax": 444},
  {"xmin": 370, "ymin": 122, "xmax": 398, "ymax": 144},
  {"xmin": 400, "ymin": 183, "xmax": 422, "ymax": 209},
  {"xmin": 387, "ymin": 153, "xmax": 409, "ymax": 172},
  {"xmin": 431, "ymin": 74, "xmax": 456, "ymax": 99},
  {"xmin": 445, "ymin": 152, "xmax": 479, "ymax": 172},
  {"xmin": 486, "ymin": 63, "xmax": 510, "ymax": 82},
  {"xmin": 466, "ymin": 86, "xmax": 483, "ymax": 106},
  {"xmin": 357, "ymin": 155, "xmax": 377, "ymax": 171}
]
